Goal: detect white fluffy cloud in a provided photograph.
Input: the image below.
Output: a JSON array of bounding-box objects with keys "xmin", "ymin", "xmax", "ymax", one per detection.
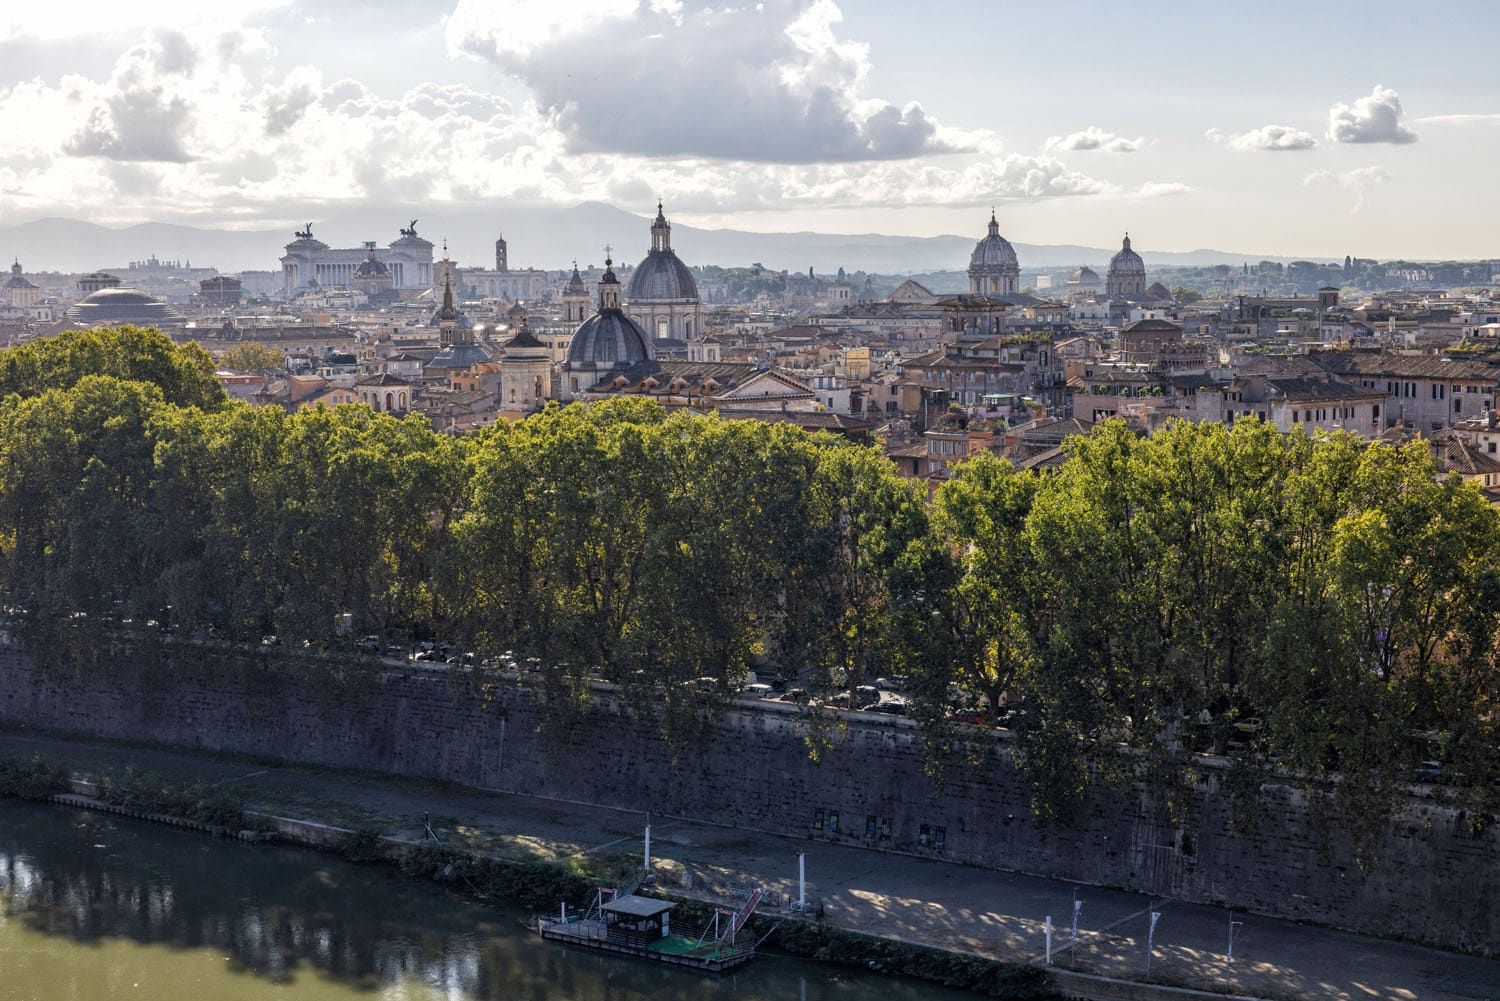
[
  {"xmin": 63, "ymin": 30, "xmax": 203, "ymax": 162},
  {"xmin": 1206, "ymin": 124, "xmax": 1317, "ymax": 152},
  {"xmin": 1304, "ymin": 166, "xmax": 1390, "ymax": 212},
  {"xmin": 0, "ymin": 5, "xmax": 1188, "ymax": 227},
  {"xmin": 1042, "ymin": 127, "xmax": 1144, "ymax": 154},
  {"xmin": 447, "ymin": 0, "xmax": 964, "ymax": 163},
  {"xmin": 1327, "ymin": 85, "xmax": 1418, "ymax": 145}
]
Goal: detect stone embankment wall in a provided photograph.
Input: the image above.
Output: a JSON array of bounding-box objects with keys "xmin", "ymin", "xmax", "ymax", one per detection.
[{"xmin": 0, "ymin": 644, "xmax": 1494, "ymax": 955}]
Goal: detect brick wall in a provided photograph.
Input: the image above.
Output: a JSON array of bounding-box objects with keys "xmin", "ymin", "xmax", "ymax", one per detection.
[{"xmin": 0, "ymin": 644, "xmax": 1493, "ymax": 955}]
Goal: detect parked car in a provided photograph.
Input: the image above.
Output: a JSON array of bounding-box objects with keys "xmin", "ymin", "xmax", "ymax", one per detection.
[
  {"xmin": 744, "ymin": 683, "xmax": 774, "ymax": 697},
  {"xmin": 781, "ymin": 687, "xmax": 809, "ymax": 703},
  {"xmin": 873, "ymin": 698, "xmax": 909, "ymax": 716},
  {"xmin": 853, "ymin": 685, "xmax": 881, "ymax": 710}
]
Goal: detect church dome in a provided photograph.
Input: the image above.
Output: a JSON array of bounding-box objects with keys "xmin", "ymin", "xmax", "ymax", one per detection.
[
  {"xmin": 627, "ymin": 202, "xmax": 699, "ymax": 301},
  {"xmin": 427, "ymin": 341, "xmax": 493, "ymax": 370},
  {"xmin": 1070, "ymin": 266, "xmax": 1101, "ymax": 285},
  {"xmin": 628, "ymin": 252, "xmax": 698, "ymax": 300},
  {"xmin": 566, "ymin": 311, "xmax": 653, "ymax": 369},
  {"xmin": 6, "ymin": 260, "xmax": 36, "ymax": 290},
  {"xmin": 1109, "ymin": 234, "xmax": 1146, "ymax": 275},
  {"xmin": 567, "ymin": 256, "xmax": 653, "ymax": 371},
  {"xmin": 970, "ymin": 212, "xmax": 1019, "ymax": 270},
  {"xmin": 354, "ymin": 255, "xmax": 389, "ymax": 278}
]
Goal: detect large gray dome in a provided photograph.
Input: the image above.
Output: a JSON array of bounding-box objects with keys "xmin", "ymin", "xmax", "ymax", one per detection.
[
  {"xmin": 970, "ymin": 212, "xmax": 1019, "ymax": 270},
  {"xmin": 1109, "ymin": 234, "xmax": 1146, "ymax": 275},
  {"xmin": 566, "ymin": 310, "xmax": 654, "ymax": 370},
  {"xmin": 66, "ymin": 287, "xmax": 179, "ymax": 326},
  {"xmin": 628, "ymin": 251, "xmax": 698, "ymax": 301}
]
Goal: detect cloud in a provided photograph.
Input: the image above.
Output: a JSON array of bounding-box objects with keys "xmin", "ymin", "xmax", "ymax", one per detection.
[
  {"xmin": 0, "ymin": 10, "xmax": 1179, "ymax": 229},
  {"xmin": 1327, "ymin": 85, "xmax": 1418, "ymax": 144},
  {"xmin": 0, "ymin": 1, "xmax": 292, "ymax": 42},
  {"xmin": 1206, "ymin": 124, "xmax": 1316, "ymax": 152},
  {"xmin": 446, "ymin": 0, "xmax": 966, "ymax": 163},
  {"xmin": 262, "ymin": 67, "xmax": 321, "ymax": 136},
  {"xmin": 62, "ymin": 30, "xmax": 215, "ymax": 162},
  {"xmin": 1042, "ymin": 127, "xmax": 1145, "ymax": 154},
  {"xmin": 67, "ymin": 89, "xmax": 196, "ymax": 162},
  {"xmin": 1132, "ymin": 181, "xmax": 1194, "ymax": 198},
  {"xmin": 1303, "ymin": 166, "xmax": 1389, "ymax": 212},
  {"xmin": 1415, "ymin": 113, "xmax": 1500, "ymax": 125}
]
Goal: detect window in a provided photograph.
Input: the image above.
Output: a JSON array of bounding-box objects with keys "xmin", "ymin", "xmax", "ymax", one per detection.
[
  {"xmin": 1456, "ymin": 398, "xmax": 1463, "ymax": 414},
  {"xmin": 1373, "ymin": 405, "xmax": 1380, "ymax": 419}
]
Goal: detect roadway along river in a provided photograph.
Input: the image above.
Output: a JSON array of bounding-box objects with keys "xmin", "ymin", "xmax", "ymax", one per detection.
[{"xmin": 0, "ymin": 798, "xmax": 976, "ymax": 1001}]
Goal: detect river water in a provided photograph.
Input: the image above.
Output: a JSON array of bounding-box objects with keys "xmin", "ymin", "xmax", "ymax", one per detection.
[{"xmin": 0, "ymin": 799, "xmax": 974, "ymax": 1001}]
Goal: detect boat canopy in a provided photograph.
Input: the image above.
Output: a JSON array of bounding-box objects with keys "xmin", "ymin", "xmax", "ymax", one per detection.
[{"xmin": 601, "ymin": 895, "xmax": 676, "ymax": 919}]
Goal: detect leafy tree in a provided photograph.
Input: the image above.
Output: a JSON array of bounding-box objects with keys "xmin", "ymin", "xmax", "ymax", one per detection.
[
  {"xmin": 0, "ymin": 376, "xmax": 168, "ymax": 664},
  {"xmin": 930, "ymin": 454, "xmax": 1041, "ymax": 721},
  {"xmin": 217, "ymin": 342, "xmax": 285, "ymax": 375},
  {"xmin": 789, "ymin": 444, "xmax": 930, "ymax": 693},
  {"xmin": 0, "ymin": 326, "xmax": 225, "ymax": 409}
]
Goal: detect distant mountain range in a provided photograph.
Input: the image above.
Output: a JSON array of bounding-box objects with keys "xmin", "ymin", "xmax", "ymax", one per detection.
[{"xmin": 0, "ymin": 202, "xmax": 1338, "ymax": 276}]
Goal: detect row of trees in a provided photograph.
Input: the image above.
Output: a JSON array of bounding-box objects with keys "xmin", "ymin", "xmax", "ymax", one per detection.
[{"xmin": 1, "ymin": 328, "xmax": 1497, "ymax": 857}]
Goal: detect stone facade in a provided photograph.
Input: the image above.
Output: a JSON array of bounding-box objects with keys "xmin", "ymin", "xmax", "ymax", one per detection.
[{"xmin": 0, "ymin": 644, "xmax": 1493, "ymax": 956}]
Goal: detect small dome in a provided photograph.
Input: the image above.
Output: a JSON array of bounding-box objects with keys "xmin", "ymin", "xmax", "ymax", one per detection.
[
  {"xmin": 970, "ymin": 212, "xmax": 1019, "ymax": 271},
  {"xmin": 427, "ymin": 341, "xmax": 493, "ymax": 370},
  {"xmin": 1109, "ymin": 234, "xmax": 1146, "ymax": 275},
  {"xmin": 6, "ymin": 260, "xmax": 35, "ymax": 289},
  {"xmin": 1070, "ymin": 266, "xmax": 1101, "ymax": 285},
  {"xmin": 354, "ymin": 257, "xmax": 389, "ymax": 278},
  {"xmin": 566, "ymin": 311, "xmax": 653, "ymax": 370},
  {"xmin": 504, "ymin": 319, "xmax": 546, "ymax": 352}
]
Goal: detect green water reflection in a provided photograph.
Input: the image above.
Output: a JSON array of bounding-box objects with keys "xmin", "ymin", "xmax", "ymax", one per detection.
[{"xmin": 0, "ymin": 798, "xmax": 972, "ymax": 1000}]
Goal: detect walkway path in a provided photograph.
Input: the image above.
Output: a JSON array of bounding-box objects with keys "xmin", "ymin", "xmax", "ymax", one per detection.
[{"xmin": 2, "ymin": 731, "xmax": 1495, "ymax": 1001}]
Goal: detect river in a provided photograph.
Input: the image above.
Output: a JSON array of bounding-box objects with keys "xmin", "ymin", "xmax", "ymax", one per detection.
[{"xmin": 0, "ymin": 798, "xmax": 975, "ymax": 1000}]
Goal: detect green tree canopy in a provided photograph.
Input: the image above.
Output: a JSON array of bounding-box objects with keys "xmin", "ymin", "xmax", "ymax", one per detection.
[
  {"xmin": 0, "ymin": 326, "xmax": 225, "ymax": 409},
  {"xmin": 217, "ymin": 342, "xmax": 285, "ymax": 375}
]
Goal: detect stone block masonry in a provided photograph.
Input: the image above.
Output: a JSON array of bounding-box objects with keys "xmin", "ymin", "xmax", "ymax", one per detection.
[{"xmin": 0, "ymin": 644, "xmax": 1494, "ymax": 956}]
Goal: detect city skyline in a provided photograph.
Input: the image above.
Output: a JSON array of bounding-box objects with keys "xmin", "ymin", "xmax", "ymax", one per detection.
[{"xmin": 1, "ymin": 1, "xmax": 1497, "ymax": 261}]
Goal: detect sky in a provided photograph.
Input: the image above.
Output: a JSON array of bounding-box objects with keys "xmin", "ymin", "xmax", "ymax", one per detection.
[{"xmin": 0, "ymin": 0, "xmax": 1497, "ymax": 261}]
